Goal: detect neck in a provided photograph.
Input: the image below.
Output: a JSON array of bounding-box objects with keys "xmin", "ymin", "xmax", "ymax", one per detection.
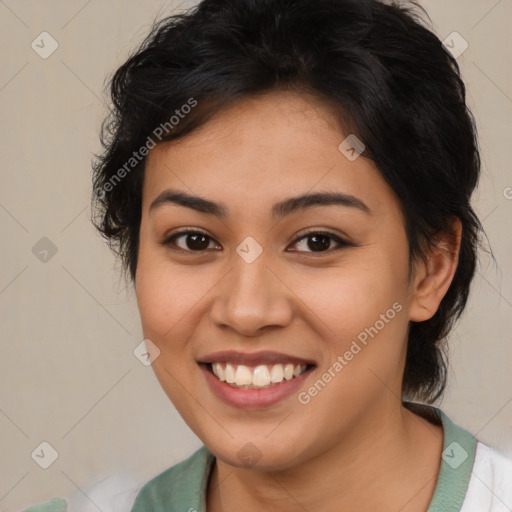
[{"xmin": 207, "ymin": 402, "xmax": 443, "ymax": 512}]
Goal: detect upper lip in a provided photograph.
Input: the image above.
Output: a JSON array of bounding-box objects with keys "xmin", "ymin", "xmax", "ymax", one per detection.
[{"xmin": 197, "ymin": 350, "xmax": 316, "ymax": 367}]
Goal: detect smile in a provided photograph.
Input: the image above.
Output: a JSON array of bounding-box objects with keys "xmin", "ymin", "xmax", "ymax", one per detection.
[
  {"xmin": 211, "ymin": 362, "xmax": 309, "ymax": 388},
  {"xmin": 198, "ymin": 350, "xmax": 316, "ymax": 408}
]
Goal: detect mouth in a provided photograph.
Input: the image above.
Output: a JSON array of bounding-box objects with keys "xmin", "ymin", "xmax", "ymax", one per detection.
[
  {"xmin": 197, "ymin": 351, "xmax": 316, "ymax": 407},
  {"xmin": 204, "ymin": 361, "xmax": 314, "ymax": 389}
]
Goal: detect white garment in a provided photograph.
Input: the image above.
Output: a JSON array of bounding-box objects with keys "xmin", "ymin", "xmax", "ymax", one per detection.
[
  {"xmin": 65, "ymin": 471, "xmax": 139, "ymax": 512},
  {"xmin": 461, "ymin": 442, "xmax": 512, "ymax": 512}
]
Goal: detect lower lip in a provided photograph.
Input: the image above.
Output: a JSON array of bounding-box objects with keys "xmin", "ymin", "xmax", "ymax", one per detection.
[{"xmin": 200, "ymin": 364, "xmax": 314, "ymax": 409}]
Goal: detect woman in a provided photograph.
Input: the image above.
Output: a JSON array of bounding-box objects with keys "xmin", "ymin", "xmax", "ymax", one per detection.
[{"xmin": 24, "ymin": 0, "xmax": 512, "ymax": 510}]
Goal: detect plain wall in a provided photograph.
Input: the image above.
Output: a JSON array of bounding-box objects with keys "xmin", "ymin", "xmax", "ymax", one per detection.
[{"xmin": 1, "ymin": 0, "xmax": 511, "ymax": 510}]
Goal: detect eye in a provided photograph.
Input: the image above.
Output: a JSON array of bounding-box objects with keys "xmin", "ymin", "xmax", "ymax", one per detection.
[
  {"xmin": 160, "ymin": 230, "xmax": 220, "ymax": 252},
  {"xmin": 160, "ymin": 229, "xmax": 352, "ymax": 254},
  {"xmin": 288, "ymin": 231, "xmax": 351, "ymax": 253}
]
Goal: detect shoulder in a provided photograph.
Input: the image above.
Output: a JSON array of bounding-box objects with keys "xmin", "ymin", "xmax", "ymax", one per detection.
[
  {"xmin": 21, "ymin": 498, "xmax": 68, "ymax": 512},
  {"xmin": 462, "ymin": 441, "xmax": 512, "ymax": 511},
  {"xmin": 131, "ymin": 445, "xmax": 214, "ymax": 512}
]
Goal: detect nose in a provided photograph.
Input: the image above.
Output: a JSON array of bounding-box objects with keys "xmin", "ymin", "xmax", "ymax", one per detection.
[{"xmin": 209, "ymin": 252, "xmax": 293, "ymax": 337}]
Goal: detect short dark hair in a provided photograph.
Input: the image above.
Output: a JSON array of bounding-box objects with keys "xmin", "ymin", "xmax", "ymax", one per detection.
[{"xmin": 92, "ymin": 0, "xmax": 485, "ymax": 403}]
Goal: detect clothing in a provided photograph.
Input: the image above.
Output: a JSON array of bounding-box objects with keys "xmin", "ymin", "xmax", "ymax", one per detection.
[
  {"xmin": 20, "ymin": 472, "xmax": 138, "ymax": 512},
  {"xmin": 21, "ymin": 498, "xmax": 67, "ymax": 512},
  {"xmin": 130, "ymin": 406, "xmax": 512, "ymax": 512},
  {"xmin": 462, "ymin": 442, "xmax": 512, "ymax": 511},
  {"xmin": 21, "ymin": 406, "xmax": 512, "ymax": 511}
]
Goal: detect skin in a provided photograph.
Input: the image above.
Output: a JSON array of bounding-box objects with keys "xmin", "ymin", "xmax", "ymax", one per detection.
[{"xmin": 135, "ymin": 90, "xmax": 462, "ymax": 511}]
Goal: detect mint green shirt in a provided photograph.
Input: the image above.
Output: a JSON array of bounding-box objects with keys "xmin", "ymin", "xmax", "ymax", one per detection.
[{"xmin": 130, "ymin": 406, "xmax": 477, "ymax": 511}]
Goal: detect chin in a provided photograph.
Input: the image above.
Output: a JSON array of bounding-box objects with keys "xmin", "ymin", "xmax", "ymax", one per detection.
[{"xmin": 204, "ymin": 433, "xmax": 311, "ymax": 472}]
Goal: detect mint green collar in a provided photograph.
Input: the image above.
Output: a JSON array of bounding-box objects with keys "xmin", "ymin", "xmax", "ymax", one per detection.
[
  {"xmin": 131, "ymin": 406, "xmax": 477, "ymax": 511},
  {"xmin": 426, "ymin": 407, "xmax": 477, "ymax": 511}
]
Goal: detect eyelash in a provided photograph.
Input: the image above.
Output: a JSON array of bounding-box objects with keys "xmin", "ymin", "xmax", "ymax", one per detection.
[{"xmin": 159, "ymin": 229, "xmax": 352, "ymax": 255}]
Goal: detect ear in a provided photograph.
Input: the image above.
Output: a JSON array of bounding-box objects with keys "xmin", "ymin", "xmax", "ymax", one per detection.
[{"xmin": 409, "ymin": 217, "xmax": 462, "ymax": 322}]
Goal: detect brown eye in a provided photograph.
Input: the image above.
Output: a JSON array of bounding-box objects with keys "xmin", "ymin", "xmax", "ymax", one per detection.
[
  {"xmin": 290, "ymin": 231, "xmax": 351, "ymax": 253},
  {"xmin": 161, "ymin": 230, "xmax": 220, "ymax": 252},
  {"xmin": 305, "ymin": 233, "xmax": 331, "ymax": 252}
]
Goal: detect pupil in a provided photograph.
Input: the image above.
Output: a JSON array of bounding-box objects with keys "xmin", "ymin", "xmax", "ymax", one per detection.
[
  {"xmin": 188, "ymin": 233, "xmax": 209, "ymax": 250},
  {"xmin": 308, "ymin": 234, "xmax": 330, "ymax": 252}
]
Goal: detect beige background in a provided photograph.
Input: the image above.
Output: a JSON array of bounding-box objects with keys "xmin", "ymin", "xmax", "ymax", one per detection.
[{"xmin": 1, "ymin": 0, "xmax": 511, "ymax": 510}]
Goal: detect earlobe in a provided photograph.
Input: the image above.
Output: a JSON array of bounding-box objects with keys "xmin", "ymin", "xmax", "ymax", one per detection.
[{"xmin": 409, "ymin": 218, "xmax": 462, "ymax": 322}]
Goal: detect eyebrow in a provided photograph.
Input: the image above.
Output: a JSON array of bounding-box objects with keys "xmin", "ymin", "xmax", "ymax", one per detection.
[{"xmin": 149, "ymin": 188, "xmax": 371, "ymax": 219}]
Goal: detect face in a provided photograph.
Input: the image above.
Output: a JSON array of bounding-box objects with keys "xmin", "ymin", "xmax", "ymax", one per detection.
[{"xmin": 135, "ymin": 91, "xmax": 420, "ymax": 470}]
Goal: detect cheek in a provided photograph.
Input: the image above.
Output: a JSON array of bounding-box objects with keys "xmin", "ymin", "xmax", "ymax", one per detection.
[
  {"xmin": 299, "ymin": 258, "xmax": 407, "ymax": 339},
  {"xmin": 294, "ymin": 265, "xmax": 410, "ymax": 412},
  {"xmin": 134, "ymin": 250, "xmax": 204, "ymax": 407},
  {"xmin": 135, "ymin": 244, "xmax": 208, "ymax": 340},
  {"xmin": 297, "ymin": 249, "xmax": 411, "ymax": 400}
]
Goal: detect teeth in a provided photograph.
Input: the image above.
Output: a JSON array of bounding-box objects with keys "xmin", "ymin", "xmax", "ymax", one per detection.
[
  {"xmin": 284, "ymin": 364, "xmax": 295, "ymax": 380},
  {"xmin": 270, "ymin": 364, "xmax": 284, "ymax": 383},
  {"xmin": 252, "ymin": 365, "xmax": 271, "ymax": 386},
  {"xmin": 210, "ymin": 362, "xmax": 308, "ymax": 388},
  {"xmin": 225, "ymin": 363, "xmax": 236, "ymax": 383},
  {"xmin": 212, "ymin": 363, "xmax": 225, "ymax": 381},
  {"xmin": 235, "ymin": 365, "xmax": 252, "ymax": 386}
]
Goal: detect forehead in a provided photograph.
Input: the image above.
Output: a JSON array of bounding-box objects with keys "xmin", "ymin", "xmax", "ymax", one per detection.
[{"xmin": 142, "ymin": 91, "xmax": 398, "ymax": 221}]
